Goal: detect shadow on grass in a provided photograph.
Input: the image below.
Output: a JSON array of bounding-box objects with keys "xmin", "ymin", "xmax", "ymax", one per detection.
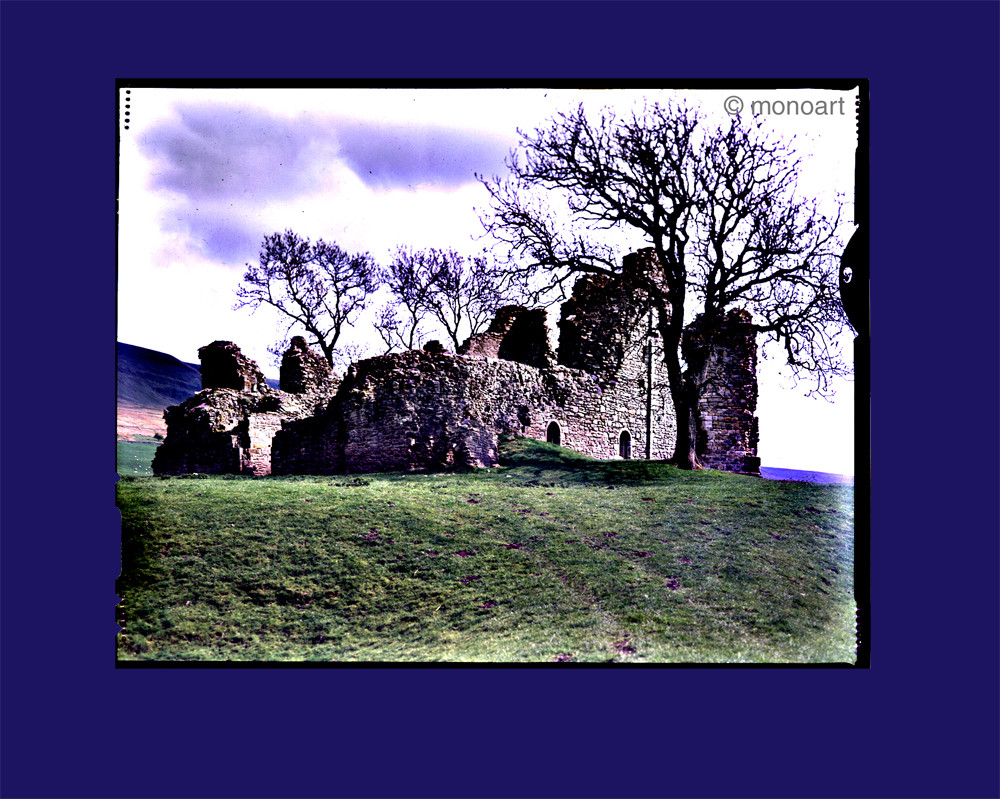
[
  {"xmin": 497, "ymin": 436, "xmax": 694, "ymax": 487},
  {"xmin": 118, "ymin": 435, "xmax": 730, "ymax": 489}
]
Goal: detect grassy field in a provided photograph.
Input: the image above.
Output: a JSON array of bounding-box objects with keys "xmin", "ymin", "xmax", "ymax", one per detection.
[
  {"xmin": 116, "ymin": 438, "xmax": 856, "ymax": 663},
  {"xmin": 117, "ymin": 437, "xmax": 161, "ymax": 476}
]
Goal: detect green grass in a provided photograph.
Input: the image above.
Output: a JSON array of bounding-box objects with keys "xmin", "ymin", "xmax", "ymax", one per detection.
[
  {"xmin": 116, "ymin": 437, "xmax": 856, "ymax": 663},
  {"xmin": 117, "ymin": 437, "xmax": 161, "ymax": 476}
]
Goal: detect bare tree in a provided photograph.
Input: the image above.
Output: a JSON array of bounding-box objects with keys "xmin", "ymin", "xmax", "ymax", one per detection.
[
  {"xmin": 331, "ymin": 342, "xmax": 371, "ymax": 372},
  {"xmin": 480, "ymin": 102, "xmax": 849, "ymax": 469},
  {"xmin": 377, "ymin": 247, "xmax": 526, "ymax": 352},
  {"xmin": 426, "ymin": 249, "xmax": 527, "ymax": 350},
  {"xmin": 236, "ymin": 230, "xmax": 378, "ymax": 367},
  {"xmin": 374, "ymin": 246, "xmax": 437, "ymax": 353},
  {"xmin": 692, "ymin": 121, "xmax": 847, "ymax": 387}
]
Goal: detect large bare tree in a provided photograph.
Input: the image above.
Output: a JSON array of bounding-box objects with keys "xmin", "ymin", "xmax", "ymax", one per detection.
[
  {"xmin": 480, "ymin": 102, "xmax": 849, "ymax": 469},
  {"xmin": 236, "ymin": 230, "xmax": 378, "ymax": 368}
]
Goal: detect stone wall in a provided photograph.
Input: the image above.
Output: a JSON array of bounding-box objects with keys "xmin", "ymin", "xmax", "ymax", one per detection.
[
  {"xmin": 458, "ymin": 305, "xmax": 555, "ymax": 368},
  {"xmin": 152, "ymin": 341, "xmax": 324, "ymax": 476},
  {"xmin": 498, "ymin": 309, "xmax": 555, "ymax": 368},
  {"xmin": 555, "ymin": 249, "xmax": 674, "ymax": 460},
  {"xmin": 272, "ymin": 337, "xmax": 675, "ymax": 475},
  {"xmin": 557, "ymin": 249, "xmax": 662, "ymax": 382},
  {"xmin": 683, "ymin": 310, "xmax": 760, "ymax": 473},
  {"xmin": 280, "ymin": 335, "xmax": 339, "ymax": 398},
  {"xmin": 198, "ymin": 340, "xmax": 269, "ymax": 393}
]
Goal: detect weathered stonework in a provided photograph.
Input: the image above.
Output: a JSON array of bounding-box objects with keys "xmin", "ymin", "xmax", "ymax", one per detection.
[
  {"xmin": 558, "ymin": 249, "xmax": 661, "ymax": 381},
  {"xmin": 198, "ymin": 340, "xmax": 269, "ymax": 393},
  {"xmin": 683, "ymin": 310, "xmax": 761, "ymax": 474},
  {"xmin": 155, "ymin": 250, "xmax": 760, "ymax": 476},
  {"xmin": 457, "ymin": 305, "xmax": 555, "ymax": 368},
  {"xmin": 152, "ymin": 341, "xmax": 328, "ymax": 476},
  {"xmin": 271, "ymin": 344, "xmax": 675, "ymax": 474},
  {"xmin": 555, "ymin": 250, "xmax": 674, "ymax": 460},
  {"xmin": 280, "ymin": 335, "xmax": 339, "ymax": 397}
]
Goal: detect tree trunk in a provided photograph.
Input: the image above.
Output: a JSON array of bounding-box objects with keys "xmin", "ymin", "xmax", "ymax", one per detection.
[
  {"xmin": 652, "ymin": 297, "xmax": 703, "ymax": 471},
  {"xmin": 671, "ymin": 380, "xmax": 702, "ymax": 470},
  {"xmin": 318, "ymin": 338, "xmax": 336, "ymax": 368},
  {"xmin": 671, "ymin": 331, "xmax": 716, "ymax": 471}
]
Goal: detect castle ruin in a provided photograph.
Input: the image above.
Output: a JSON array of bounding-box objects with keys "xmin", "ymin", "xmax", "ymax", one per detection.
[{"xmin": 151, "ymin": 250, "xmax": 760, "ymax": 477}]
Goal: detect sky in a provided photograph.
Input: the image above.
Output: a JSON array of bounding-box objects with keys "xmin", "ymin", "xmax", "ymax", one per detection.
[{"xmin": 118, "ymin": 86, "xmax": 859, "ymax": 475}]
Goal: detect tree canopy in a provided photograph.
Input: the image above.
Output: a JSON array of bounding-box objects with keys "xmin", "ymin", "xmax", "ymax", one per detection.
[
  {"xmin": 376, "ymin": 246, "xmax": 526, "ymax": 353},
  {"xmin": 236, "ymin": 230, "xmax": 378, "ymax": 368}
]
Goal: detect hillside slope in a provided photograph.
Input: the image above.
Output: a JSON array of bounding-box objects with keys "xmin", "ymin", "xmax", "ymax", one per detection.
[
  {"xmin": 117, "ymin": 342, "xmax": 203, "ymax": 409},
  {"xmin": 117, "ymin": 436, "xmax": 857, "ymax": 662}
]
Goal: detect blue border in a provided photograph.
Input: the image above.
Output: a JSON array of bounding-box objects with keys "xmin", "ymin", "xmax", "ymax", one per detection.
[{"xmin": 2, "ymin": 2, "xmax": 998, "ymax": 797}]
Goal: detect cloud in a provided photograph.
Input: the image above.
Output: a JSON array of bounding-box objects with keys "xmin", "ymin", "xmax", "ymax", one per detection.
[
  {"xmin": 141, "ymin": 103, "xmax": 511, "ymax": 200},
  {"xmin": 333, "ymin": 121, "xmax": 510, "ymax": 189},
  {"xmin": 178, "ymin": 213, "xmax": 263, "ymax": 265},
  {"xmin": 142, "ymin": 105, "xmax": 334, "ymax": 202},
  {"xmin": 135, "ymin": 102, "xmax": 512, "ymax": 264}
]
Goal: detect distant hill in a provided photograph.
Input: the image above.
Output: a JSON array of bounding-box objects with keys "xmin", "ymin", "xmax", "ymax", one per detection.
[
  {"xmin": 118, "ymin": 342, "xmax": 280, "ymax": 411},
  {"xmin": 760, "ymin": 466, "xmax": 854, "ymax": 484},
  {"xmin": 118, "ymin": 343, "xmax": 203, "ymax": 409}
]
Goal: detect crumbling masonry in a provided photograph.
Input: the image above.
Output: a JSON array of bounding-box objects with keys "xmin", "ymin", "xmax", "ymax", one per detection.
[
  {"xmin": 151, "ymin": 250, "xmax": 760, "ymax": 476},
  {"xmin": 151, "ymin": 338, "xmax": 338, "ymax": 476},
  {"xmin": 684, "ymin": 310, "xmax": 761, "ymax": 473}
]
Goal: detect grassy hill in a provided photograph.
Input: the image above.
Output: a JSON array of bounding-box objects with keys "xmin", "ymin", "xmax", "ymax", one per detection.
[
  {"xmin": 117, "ymin": 342, "xmax": 203, "ymax": 409},
  {"xmin": 117, "ymin": 437, "xmax": 857, "ymax": 663}
]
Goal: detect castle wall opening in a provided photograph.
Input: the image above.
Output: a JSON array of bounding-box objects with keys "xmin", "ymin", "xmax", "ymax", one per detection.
[
  {"xmin": 546, "ymin": 421, "xmax": 561, "ymax": 446},
  {"xmin": 619, "ymin": 430, "xmax": 632, "ymax": 459}
]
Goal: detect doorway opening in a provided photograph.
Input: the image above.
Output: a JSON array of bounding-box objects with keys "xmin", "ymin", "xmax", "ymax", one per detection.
[{"xmin": 619, "ymin": 430, "xmax": 632, "ymax": 459}]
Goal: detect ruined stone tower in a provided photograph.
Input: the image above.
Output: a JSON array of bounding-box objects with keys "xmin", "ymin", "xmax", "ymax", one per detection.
[
  {"xmin": 558, "ymin": 249, "xmax": 660, "ymax": 378},
  {"xmin": 458, "ymin": 305, "xmax": 555, "ymax": 368},
  {"xmin": 557, "ymin": 248, "xmax": 673, "ymax": 459},
  {"xmin": 280, "ymin": 335, "xmax": 338, "ymax": 397},
  {"xmin": 151, "ymin": 340, "xmax": 335, "ymax": 476},
  {"xmin": 683, "ymin": 310, "xmax": 760, "ymax": 473},
  {"xmin": 199, "ymin": 340, "xmax": 269, "ymax": 393}
]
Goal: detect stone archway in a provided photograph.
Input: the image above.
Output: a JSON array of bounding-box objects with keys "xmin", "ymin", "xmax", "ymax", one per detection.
[
  {"xmin": 546, "ymin": 421, "xmax": 561, "ymax": 446},
  {"xmin": 619, "ymin": 430, "xmax": 632, "ymax": 459}
]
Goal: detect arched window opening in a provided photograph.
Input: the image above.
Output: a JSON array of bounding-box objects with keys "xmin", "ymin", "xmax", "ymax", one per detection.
[
  {"xmin": 619, "ymin": 430, "xmax": 632, "ymax": 460},
  {"xmin": 546, "ymin": 421, "xmax": 561, "ymax": 446}
]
